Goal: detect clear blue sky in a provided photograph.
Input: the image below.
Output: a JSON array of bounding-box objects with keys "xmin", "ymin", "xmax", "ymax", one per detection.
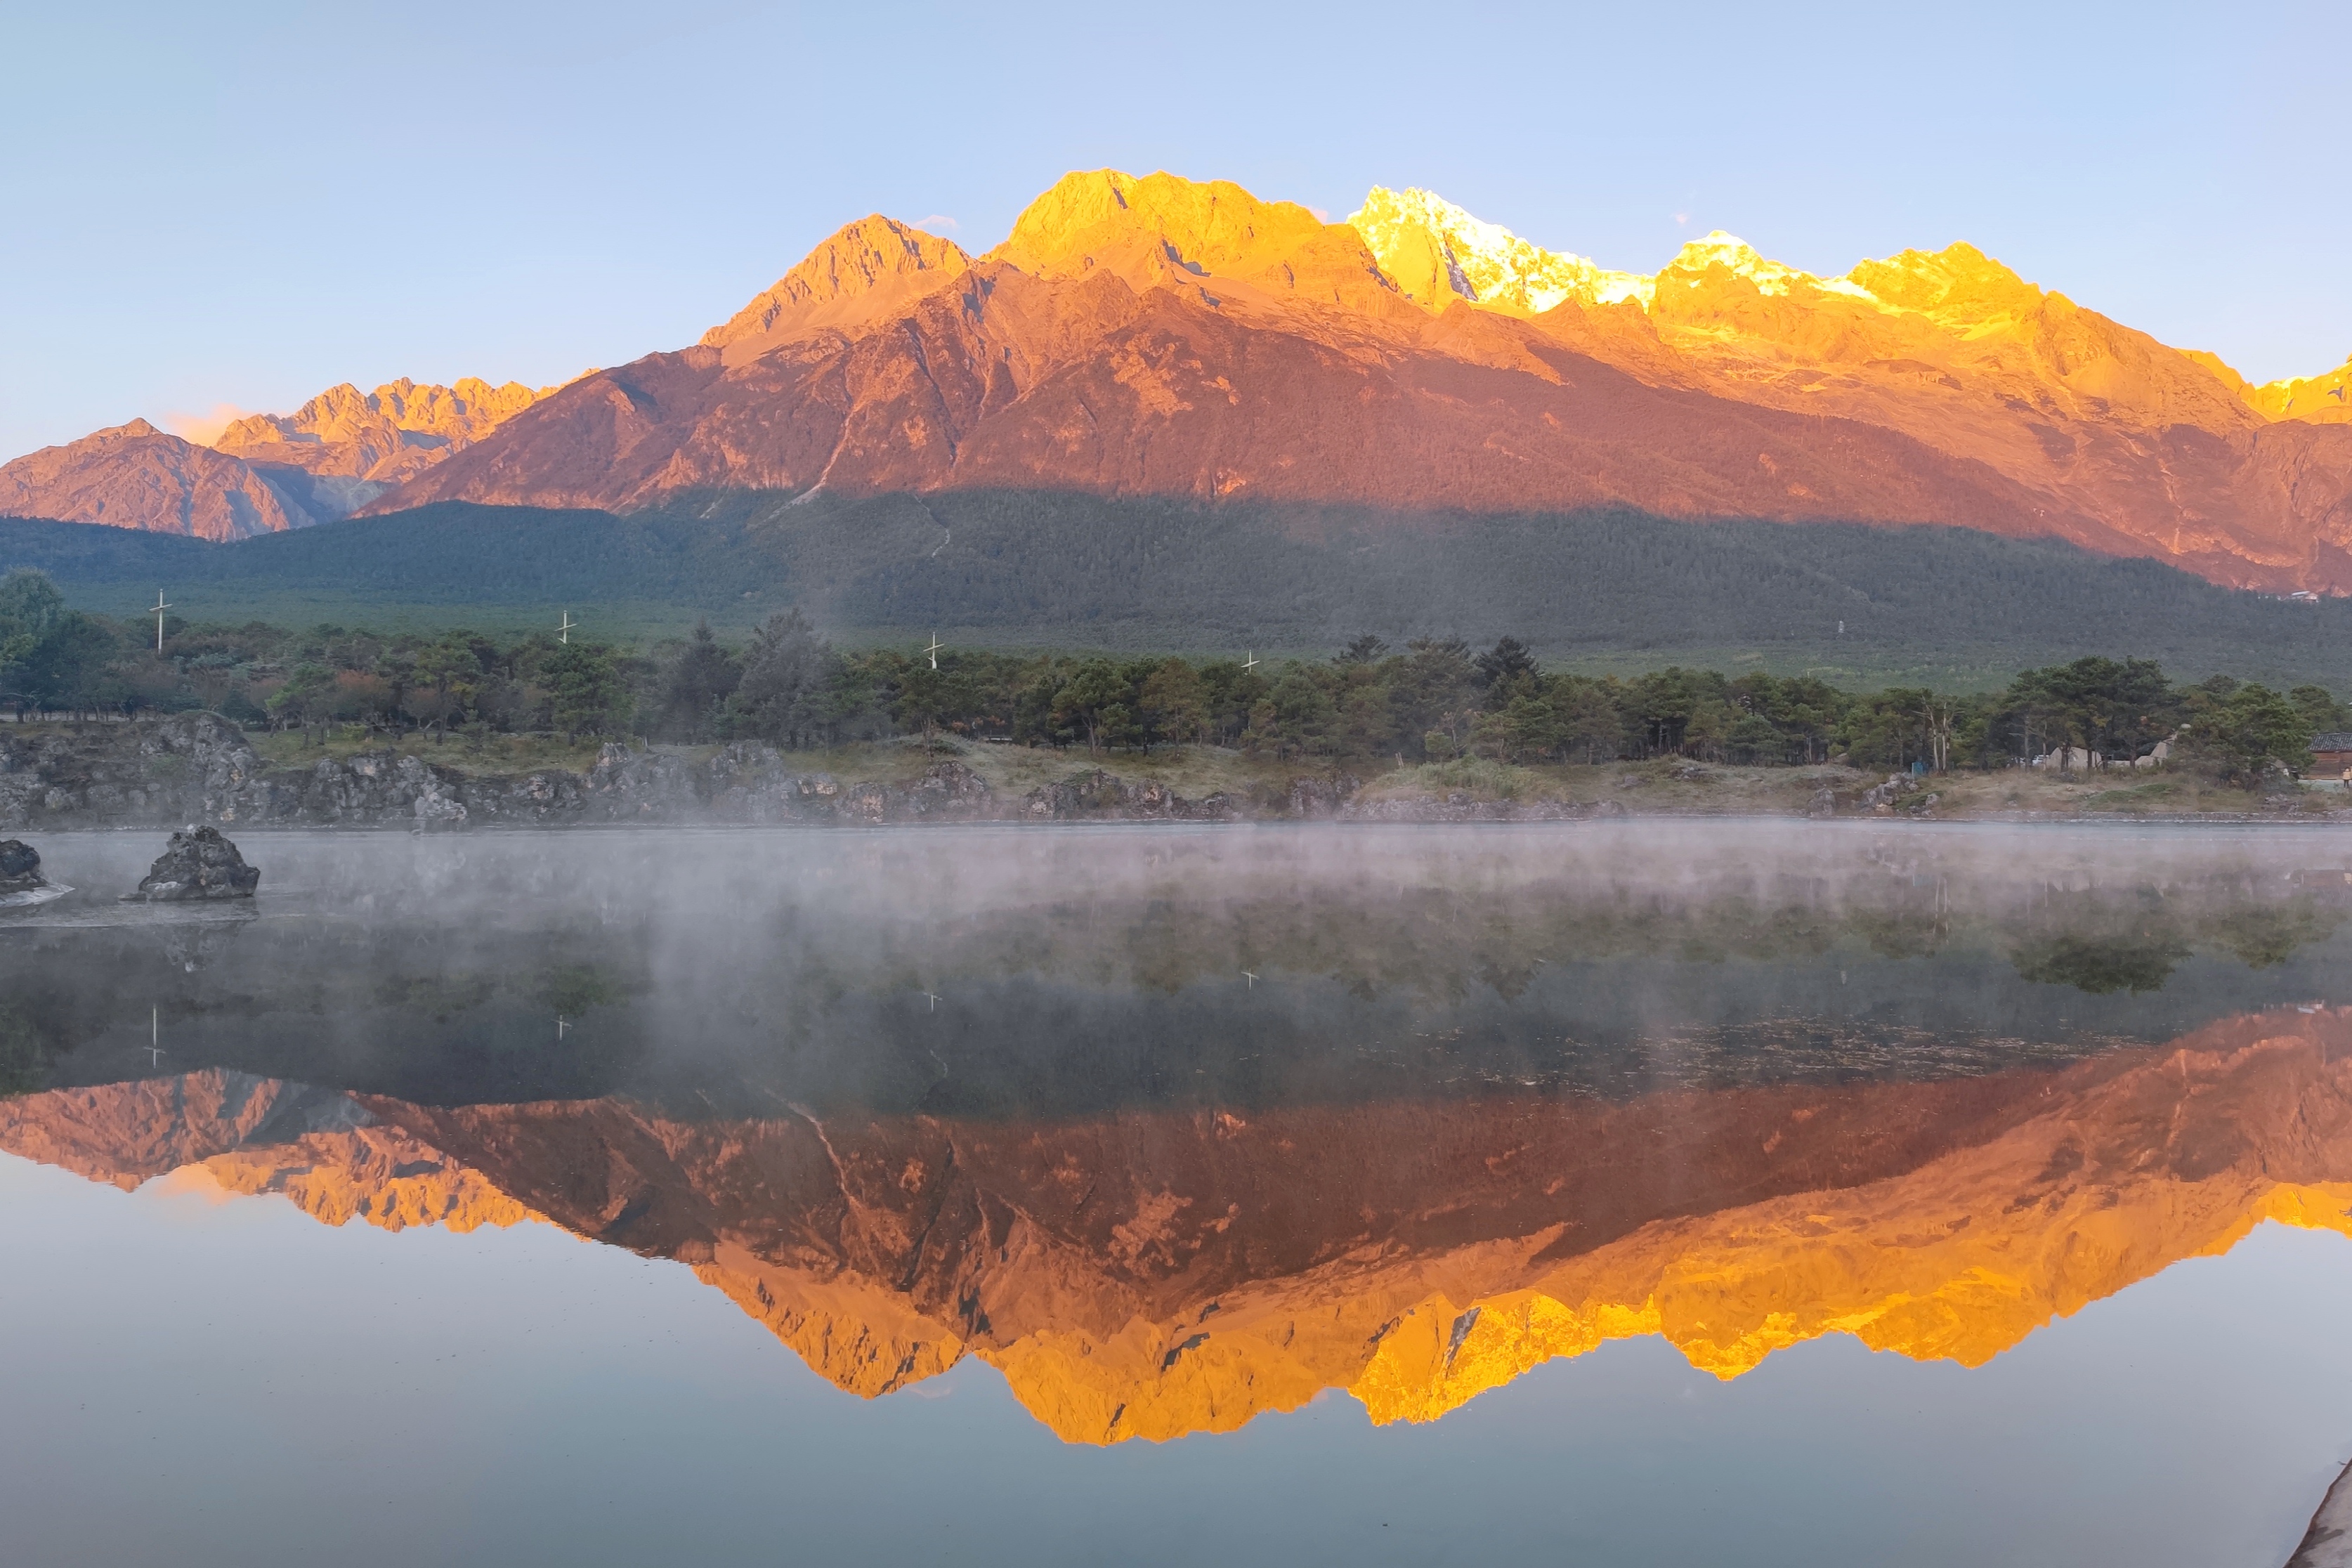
[{"xmin": 4, "ymin": 1, "xmax": 2346, "ymax": 460}]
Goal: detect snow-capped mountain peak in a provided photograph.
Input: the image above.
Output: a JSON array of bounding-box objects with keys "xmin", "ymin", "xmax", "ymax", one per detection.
[
  {"xmin": 1347, "ymin": 187, "xmax": 1654, "ymax": 314},
  {"xmin": 1664, "ymin": 230, "xmax": 1879, "ymax": 303}
]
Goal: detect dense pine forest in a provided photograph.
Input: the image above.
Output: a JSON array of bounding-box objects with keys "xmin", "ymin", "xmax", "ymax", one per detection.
[
  {"xmin": 0, "ymin": 566, "xmax": 2336, "ymax": 785},
  {"xmin": 7, "ymin": 491, "xmax": 2352, "ymax": 689}
]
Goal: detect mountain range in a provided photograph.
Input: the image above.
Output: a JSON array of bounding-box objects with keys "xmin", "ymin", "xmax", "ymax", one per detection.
[
  {"xmin": 6, "ymin": 169, "xmax": 2352, "ymax": 591},
  {"xmin": 0, "ymin": 377, "xmax": 548, "ymax": 540}
]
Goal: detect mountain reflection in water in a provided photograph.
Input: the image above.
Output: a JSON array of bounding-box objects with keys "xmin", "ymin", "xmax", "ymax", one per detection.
[{"xmin": 5, "ymin": 824, "xmax": 2352, "ymax": 1446}]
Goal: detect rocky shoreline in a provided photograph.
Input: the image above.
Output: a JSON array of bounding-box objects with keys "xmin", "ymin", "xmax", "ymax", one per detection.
[
  {"xmin": 1, "ymin": 714, "xmax": 2321, "ymax": 831},
  {"xmin": 0, "ymin": 714, "xmax": 1649, "ymax": 830},
  {"xmin": 2287, "ymin": 1457, "xmax": 2352, "ymax": 1567}
]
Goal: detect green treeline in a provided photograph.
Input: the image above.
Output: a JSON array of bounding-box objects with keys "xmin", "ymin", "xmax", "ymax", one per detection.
[{"xmin": 5, "ymin": 566, "xmax": 2337, "ymax": 784}]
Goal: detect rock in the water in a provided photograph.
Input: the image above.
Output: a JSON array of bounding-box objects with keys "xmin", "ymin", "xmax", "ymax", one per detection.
[
  {"xmin": 0, "ymin": 839, "xmax": 44, "ymax": 891},
  {"xmin": 0, "ymin": 837, "xmax": 70, "ymax": 908},
  {"xmin": 133, "ymin": 826, "xmax": 259, "ymax": 901}
]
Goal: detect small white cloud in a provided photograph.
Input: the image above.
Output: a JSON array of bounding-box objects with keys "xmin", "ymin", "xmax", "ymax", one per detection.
[
  {"xmin": 146, "ymin": 1164, "xmax": 237, "ymax": 1205},
  {"xmin": 913, "ymin": 214, "xmax": 960, "ymax": 233},
  {"xmin": 1673, "ymin": 212, "xmax": 1690, "ymax": 227},
  {"xmin": 1309, "ymin": 206, "xmax": 1331, "ymax": 223},
  {"xmin": 164, "ymin": 403, "xmax": 256, "ymax": 446}
]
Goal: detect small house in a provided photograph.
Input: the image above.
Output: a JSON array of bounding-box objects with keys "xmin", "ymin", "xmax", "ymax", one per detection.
[{"xmin": 2311, "ymin": 733, "xmax": 2352, "ymax": 773}]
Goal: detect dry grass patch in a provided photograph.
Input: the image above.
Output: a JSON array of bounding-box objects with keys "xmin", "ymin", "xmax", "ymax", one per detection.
[{"xmin": 250, "ymin": 726, "xmax": 611, "ymax": 776}]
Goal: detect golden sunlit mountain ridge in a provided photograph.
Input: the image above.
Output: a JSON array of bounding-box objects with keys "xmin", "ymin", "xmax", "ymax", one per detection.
[{"xmin": 0, "ymin": 377, "xmax": 553, "ymax": 536}]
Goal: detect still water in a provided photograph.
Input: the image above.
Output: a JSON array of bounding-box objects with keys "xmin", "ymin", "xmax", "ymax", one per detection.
[{"xmin": 1, "ymin": 823, "xmax": 2349, "ymax": 1567}]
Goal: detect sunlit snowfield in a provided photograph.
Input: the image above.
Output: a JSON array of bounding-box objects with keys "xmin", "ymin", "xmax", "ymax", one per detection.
[{"xmin": 3, "ymin": 823, "xmax": 2350, "ymax": 1568}]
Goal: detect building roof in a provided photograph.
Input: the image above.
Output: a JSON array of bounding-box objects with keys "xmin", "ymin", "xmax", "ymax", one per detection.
[{"xmin": 2312, "ymin": 733, "xmax": 2352, "ymax": 752}]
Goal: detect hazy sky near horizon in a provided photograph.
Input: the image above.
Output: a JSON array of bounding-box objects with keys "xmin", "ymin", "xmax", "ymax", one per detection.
[{"xmin": 3, "ymin": 1, "xmax": 2346, "ymax": 460}]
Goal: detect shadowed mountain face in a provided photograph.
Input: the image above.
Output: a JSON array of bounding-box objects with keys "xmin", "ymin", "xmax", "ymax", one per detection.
[
  {"xmin": 8, "ymin": 1010, "xmax": 2350, "ymax": 1444},
  {"xmin": 4, "ymin": 826, "xmax": 2352, "ymax": 1442}
]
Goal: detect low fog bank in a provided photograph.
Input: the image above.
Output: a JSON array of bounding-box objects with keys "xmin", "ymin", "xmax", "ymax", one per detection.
[{"xmin": 2, "ymin": 822, "xmax": 2348, "ymax": 1113}]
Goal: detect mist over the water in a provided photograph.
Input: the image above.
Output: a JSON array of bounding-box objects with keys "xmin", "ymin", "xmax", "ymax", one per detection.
[
  {"xmin": 9, "ymin": 821, "xmax": 2352, "ymax": 1568},
  {"xmin": 5, "ymin": 821, "xmax": 2348, "ymax": 1113}
]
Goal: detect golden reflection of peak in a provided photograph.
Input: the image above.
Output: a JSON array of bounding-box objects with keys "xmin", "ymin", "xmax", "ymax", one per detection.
[
  {"xmin": 8, "ymin": 1009, "xmax": 2352, "ymax": 1444},
  {"xmin": 0, "ymin": 1069, "xmax": 536, "ymax": 1234}
]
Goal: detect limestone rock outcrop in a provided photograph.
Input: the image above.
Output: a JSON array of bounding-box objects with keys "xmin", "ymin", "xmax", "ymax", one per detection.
[
  {"xmin": 0, "ymin": 717, "xmax": 1373, "ymax": 829},
  {"xmin": 0, "ymin": 714, "xmax": 1808, "ymax": 830},
  {"xmin": 0, "ymin": 711, "xmax": 270, "ymax": 826},
  {"xmin": 132, "ymin": 826, "xmax": 259, "ymax": 900},
  {"xmin": 1019, "ymin": 767, "xmax": 1225, "ymax": 821}
]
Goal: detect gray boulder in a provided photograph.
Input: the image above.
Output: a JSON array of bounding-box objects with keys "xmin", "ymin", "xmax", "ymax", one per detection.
[
  {"xmin": 0, "ymin": 837, "xmax": 67, "ymax": 905},
  {"xmin": 133, "ymin": 826, "xmax": 260, "ymax": 901},
  {"xmin": 0, "ymin": 839, "xmax": 44, "ymax": 892}
]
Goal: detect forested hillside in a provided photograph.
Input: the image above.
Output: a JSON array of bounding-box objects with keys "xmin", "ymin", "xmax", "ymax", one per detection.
[{"xmin": 5, "ymin": 492, "xmax": 2349, "ymax": 689}]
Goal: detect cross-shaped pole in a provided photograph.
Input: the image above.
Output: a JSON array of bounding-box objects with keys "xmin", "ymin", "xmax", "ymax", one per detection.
[
  {"xmin": 925, "ymin": 634, "xmax": 943, "ymax": 672},
  {"xmin": 558, "ymin": 612, "xmax": 576, "ymax": 646},
  {"xmin": 152, "ymin": 592, "xmax": 173, "ymax": 653}
]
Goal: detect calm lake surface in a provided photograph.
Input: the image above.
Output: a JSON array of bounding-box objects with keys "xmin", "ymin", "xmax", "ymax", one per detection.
[{"xmin": 3, "ymin": 822, "xmax": 2350, "ymax": 1567}]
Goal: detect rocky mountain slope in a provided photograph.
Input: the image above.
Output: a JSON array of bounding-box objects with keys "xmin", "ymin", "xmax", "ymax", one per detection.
[
  {"xmin": 700, "ymin": 215, "xmax": 970, "ymax": 363},
  {"xmin": 0, "ymin": 378, "xmax": 547, "ymax": 536},
  {"xmin": 213, "ymin": 376, "xmax": 549, "ymax": 516},
  {"xmin": 7, "ymin": 1008, "xmax": 2348, "ymax": 1441},
  {"xmin": 0, "ymin": 420, "xmax": 310, "ymax": 540}
]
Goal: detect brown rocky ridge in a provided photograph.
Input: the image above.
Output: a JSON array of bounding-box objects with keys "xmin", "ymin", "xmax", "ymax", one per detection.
[{"xmin": 6, "ymin": 1008, "xmax": 2348, "ymax": 1443}]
